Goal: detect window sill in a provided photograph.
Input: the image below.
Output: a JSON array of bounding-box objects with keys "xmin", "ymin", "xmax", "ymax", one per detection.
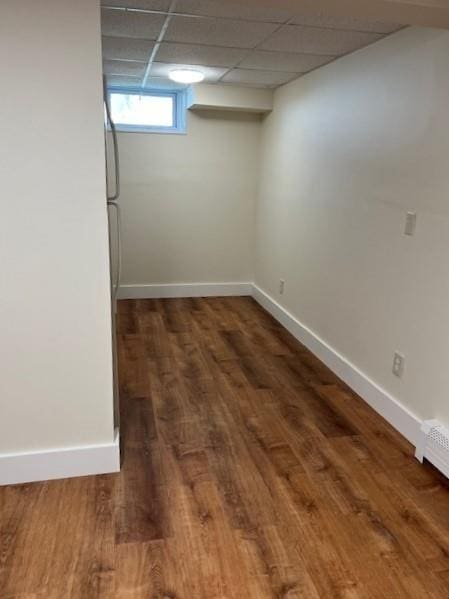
[{"xmin": 115, "ymin": 126, "xmax": 187, "ymax": 135}]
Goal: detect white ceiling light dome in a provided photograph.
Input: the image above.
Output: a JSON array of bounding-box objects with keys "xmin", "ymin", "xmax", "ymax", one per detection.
[{"xmin": 169, "ymin": 68, "xmax": 205, "ymax": 84}]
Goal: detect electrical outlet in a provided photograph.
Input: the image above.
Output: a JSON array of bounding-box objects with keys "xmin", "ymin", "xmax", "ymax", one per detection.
[
  {"xmin": 279, "ymin": 279, "xmax": 285, "ymax": 295},
  {"xmin": 392, "ymin": 352, "xmax": 405, "ymax": 378},
  {"xmin": 404, "ymin": 212, "xmax": 417, "ymax": 236}
]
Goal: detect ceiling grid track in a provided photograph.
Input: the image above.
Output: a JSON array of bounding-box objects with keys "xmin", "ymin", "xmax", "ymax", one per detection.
[
  {"xmin": 141, "ymin": 0, "xmax": 178, "ymax": 88},
  {"xmin": 216, "ymin": 16, "xmax": 295, "ymax": 85}
]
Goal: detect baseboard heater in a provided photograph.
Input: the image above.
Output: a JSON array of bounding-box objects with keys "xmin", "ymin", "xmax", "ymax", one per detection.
[{"xmin": 415, "ymin": 420, "xmax": 449, "ymax": 479}]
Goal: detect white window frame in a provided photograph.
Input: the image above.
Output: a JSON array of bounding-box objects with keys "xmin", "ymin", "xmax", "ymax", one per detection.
[{"xmin": 107, "ymin": 87, "xmax": 188, "ymax": 134}]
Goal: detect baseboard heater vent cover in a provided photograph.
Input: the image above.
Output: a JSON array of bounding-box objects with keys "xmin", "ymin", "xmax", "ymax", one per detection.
[{"xmin": 415, "ymin": 419, "xmax": 449, "ymax": 479}]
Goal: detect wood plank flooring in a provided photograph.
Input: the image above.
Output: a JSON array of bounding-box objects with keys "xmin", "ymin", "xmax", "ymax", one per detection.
[{"xmin": 1, "ymin": 296, "xmax": 449, "ymax": 598}]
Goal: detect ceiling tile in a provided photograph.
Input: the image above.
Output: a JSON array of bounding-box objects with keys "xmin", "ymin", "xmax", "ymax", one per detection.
[
  {"xmin": 101, "ymin": 0, "xmax": 170, "ymax": 9},
  {"xmin": 164, "ymin": 16, "xmax": 279, "ymax": 49},
  {"xmin": 240, "ymin": 50, "xmax": 334, "ymax": 73},
  {"xmin": 260, "ymin": 25, "xmax": 383, "ymax": 55},
  {"xmin": 105, "ymin": 74, "xmax": 143, "ymax": 87},
  {"xmin": 103, "ymin": 59, "xmax": 147, "ymax": 76},
  {"xmin": 102, "ymin": 36, "xmax": 154, "ymax": 61},
  {"xmin": 150, "ymin": 61, "xmax": 227, "ymax": 82},
  {"xmin": 101, "ymin": 8, "xmax": 165, "ymax": 39},
  {"xmin": 156, "ymin": 42, "xmax": 245, "ymax": 67},
  {"xmin": 175, "ymin": 0, "xmax": 291, "ymax": 23},
  {"xmin": 290, "ymin": 14, "xmax": 403, "ymax": 34},
  {"xmin": 222, "ymin": 68, "xmax": 296, "ymax": 87}
]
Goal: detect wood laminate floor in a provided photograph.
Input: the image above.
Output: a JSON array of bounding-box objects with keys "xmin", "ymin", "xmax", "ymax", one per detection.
[{"xmin": 1, "ymin": 296, "xmax": 449, "ymax": 598}]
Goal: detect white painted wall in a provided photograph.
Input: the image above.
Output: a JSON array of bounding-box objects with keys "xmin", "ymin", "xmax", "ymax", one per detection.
[
  {"xmin": 117, "ymin": 110, "xmax": 261, "ymax": 286},
  {"xmin": 0, "ymin": 0, "xmax": 115, "ymax": 456},
  {"xmin": 255, "ymin": 27, "xmax": 449, "ymax": 428}
]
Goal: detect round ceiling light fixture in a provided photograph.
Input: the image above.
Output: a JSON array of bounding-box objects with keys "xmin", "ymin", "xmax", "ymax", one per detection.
[{"xmin": 169, "ymin": 68, "xmax": 205, "ymax": 84}]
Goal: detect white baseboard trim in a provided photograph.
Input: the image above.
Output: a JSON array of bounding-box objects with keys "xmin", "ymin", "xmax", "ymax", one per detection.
[
  {"xmin": 0, "ymin": 429, "xmax": 120, "ymax": 486},
  {"xmin": 252, "ymin": 285, "xmax": 422, "ymax": 447},
  {"xmin": 9, "ymin": 283, "xmax": 419, "ymax": 487},
  {"xmin": 118, "ymin": 282, "xmax": 253, "ymax": 300}
]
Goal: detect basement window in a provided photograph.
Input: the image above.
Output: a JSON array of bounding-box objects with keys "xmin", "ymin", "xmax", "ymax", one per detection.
[{"xmin": 108, "ymin": 87, "xmax": 187, "ymax": 134}]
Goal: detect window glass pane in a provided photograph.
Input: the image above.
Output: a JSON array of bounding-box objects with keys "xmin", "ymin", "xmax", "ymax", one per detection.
[{"xmin": 110, "ymin": 92, "xmax": 174, "ymax": 128}]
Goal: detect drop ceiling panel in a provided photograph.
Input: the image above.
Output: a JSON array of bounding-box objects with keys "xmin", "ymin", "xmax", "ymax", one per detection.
[
  {"xmin": 106, "ymin": 74, "xmax": 143, "ymax": 87},
  {"xmin": 101, "ymin": 8, "xmax": 166, "ymax": 39},
  {"xmin": 157, "ymin": 42, "xmax": 245, "ymax": 67},
  {"xmin": 150, "ymin": 62, "xmax": 227, "ymax": 82},
  {"xmin": 222, "ymin": 68, "xmax": 296, "ymax": 87},
  {"xmin": 101, "ymin": 0, "xmax": 171, "ymax": 9},
  {"xmin": 175, "ymin": 0, "xmax": 291, "ymax": 23},
  {"xmin": 260, "ymin": 25, "xmax": 383, "ymax": 55},
  {"xmin": 103, "ymin": 59, "xmax": 147, "ymax": 76},
  {"xmin": 164, "ymin": 16, "xmax": 279, "ymax": 49},
  {"xmin": 239, "ymin": 50, "xmax": 334, "ymax": 73},
  {"xmin": 290, "ymin": 14, "xmax": 403, "ymax": 33},
  {"xmin": 102, "ymin": 36, "xmax": 154, "ymax": 61},
  {"xmin": 101, "ymin": 4, "xmax": 406, "ymax": 89}
]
